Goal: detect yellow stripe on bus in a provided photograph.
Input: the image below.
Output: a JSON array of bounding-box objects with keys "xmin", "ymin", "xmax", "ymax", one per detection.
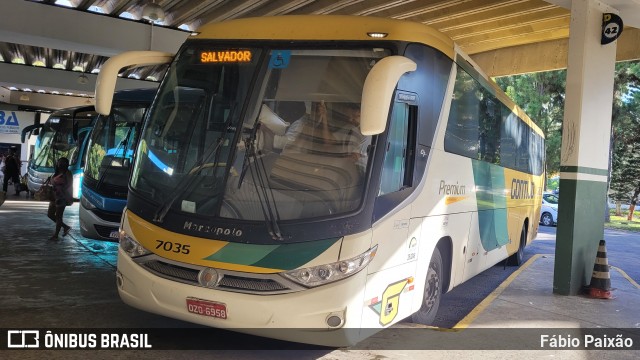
[
  {"xmin": 125, "ymin": 211, "xmax": 284, "ymax": 273},
  {"xmin": 445, "ymin": 196, "xmax": 468, "ymax": 205}
]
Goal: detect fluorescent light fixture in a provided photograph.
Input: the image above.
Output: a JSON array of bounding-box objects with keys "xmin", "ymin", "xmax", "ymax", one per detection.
[
  {"xmin": 54, "ymin": 0, "xmax": 75, "ymax": 7},
  {"xmin": 119, "ymin": 12, "xmax": 136, "ymax": 20},
  {"xmin": 88, "ymin": 6, "xmax": 104, "ymax": 13}
]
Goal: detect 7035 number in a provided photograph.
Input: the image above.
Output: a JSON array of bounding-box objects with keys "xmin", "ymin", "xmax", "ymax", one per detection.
[{"xmin": 156, "ymin": 240, "xmax": 190, "ymax": 254}]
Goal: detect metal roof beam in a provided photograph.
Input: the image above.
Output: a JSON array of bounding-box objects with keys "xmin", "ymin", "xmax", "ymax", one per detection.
[
  {"xmin": 0, "ymin": 62, "xmax": 157, "ymax": 94},
  {"xmin": 472, "ymin": 27, "xmax": 640, "ymax": 77},
  {"xmin": 1, "ymin": 0, "xmax": 188, "ymax": 57}
]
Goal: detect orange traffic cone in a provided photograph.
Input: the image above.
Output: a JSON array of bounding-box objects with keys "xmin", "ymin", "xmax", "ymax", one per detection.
[{"xmin": 587, "ymin": 240, "xmax": 613, "ymax": 299}]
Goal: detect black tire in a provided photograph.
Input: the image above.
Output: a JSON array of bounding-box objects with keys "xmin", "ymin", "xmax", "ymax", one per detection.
[
  {"xmin": 508, "ymin": 225, "xmax": 526, "ymax": 266},
  {"xmin": 541, "ymin": 212, "xmax": 554, "ymax": 227},
  {"xmin": 411, "ymin": 247, "xmax": 443, "ymax": 325}
]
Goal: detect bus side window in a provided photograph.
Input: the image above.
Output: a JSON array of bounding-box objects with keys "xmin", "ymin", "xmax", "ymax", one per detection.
[{"xmin": 378, "ymin": 102, "xmax": 417, "ymax": 196}]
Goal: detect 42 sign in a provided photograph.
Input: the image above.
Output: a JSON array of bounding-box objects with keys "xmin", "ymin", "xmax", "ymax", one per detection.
[{"xmin": 601, "ymin": 13, "xmax": 623, "ymax": 45}]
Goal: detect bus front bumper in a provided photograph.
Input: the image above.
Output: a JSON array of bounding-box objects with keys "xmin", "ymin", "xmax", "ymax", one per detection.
[
  {"xmin": 116, "ymin": 248, "xmax": 372, "ymax": 346},
  {"xmin": 27, "ymin": 169, "xmax": 49, "ymax": 194},
  {"xmin": 79, "ymin": 202, "xmax": 120, "ymax": 241}
]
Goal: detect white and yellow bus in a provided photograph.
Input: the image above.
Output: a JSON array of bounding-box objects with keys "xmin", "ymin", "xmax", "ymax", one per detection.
[{"xmin": 95, "ymin": 15, "xmax": 544, "ymax": 346}]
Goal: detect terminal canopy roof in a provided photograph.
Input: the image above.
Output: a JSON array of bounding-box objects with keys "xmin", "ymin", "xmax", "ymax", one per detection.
[{"xmin": 0, "ymin": 0, "xmax": 638, "ymax": 110}]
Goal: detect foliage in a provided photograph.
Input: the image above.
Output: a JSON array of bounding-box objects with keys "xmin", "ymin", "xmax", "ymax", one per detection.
[
  {"xmin": 606, "ymin": 213, "xmax": 640, "ymax": 232},
  {"xmin": 608, "ymin": 61, "xmax": 640, "ymax": 203},
  {"xmin": 547, "ymin": 176, "xmax": 559, "ymax": 192}
]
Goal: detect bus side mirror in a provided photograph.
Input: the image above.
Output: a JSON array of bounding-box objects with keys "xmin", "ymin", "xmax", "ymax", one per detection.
[
  {"xmin": 95, "ymin": 51, "xmax": 174, "ymax": 115},
  {"xmin": 21, "ymin": 124, "xmax": 42, "ymax": 143},
  {"xmin": 360, "ymin": 56, "xmax": 417, "ymax": 135}
]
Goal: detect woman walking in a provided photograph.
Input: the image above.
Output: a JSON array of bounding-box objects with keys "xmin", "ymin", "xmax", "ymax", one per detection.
[{"xmin": 48, "ymin": 157, "xmax": 73, "ymax": 241}]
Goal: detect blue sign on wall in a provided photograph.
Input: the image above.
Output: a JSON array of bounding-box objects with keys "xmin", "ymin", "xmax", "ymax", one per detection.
[{"xmin": 0, "ymin": 111, "xmax": 20, "ymax": 134}]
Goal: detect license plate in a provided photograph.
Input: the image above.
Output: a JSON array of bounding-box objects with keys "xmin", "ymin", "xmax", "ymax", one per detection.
[
  {"xmin": 109, "ymin": 230, "xmax": 119, "ymax": 239},
  {"xmin": 186, "ymin": 297, "xmax": 227, "ymax": 319}
]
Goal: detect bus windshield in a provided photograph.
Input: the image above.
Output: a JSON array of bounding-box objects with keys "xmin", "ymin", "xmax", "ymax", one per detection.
[
  {"xmin": 31, "ymin": 110, "xmax": 95, "ymax": 170},
  {"xmin": 84, "ymin": 106, "xmax": 147, "ymax": 190},
  {"xmin": 131, "ymin": 44, "xmax": 390, "ymax": 221}
]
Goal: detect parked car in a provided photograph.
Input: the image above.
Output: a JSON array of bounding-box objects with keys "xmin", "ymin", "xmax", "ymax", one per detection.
[{"xmin": 540, "ymin": 192, "xmax": 559, "ymax": 226}]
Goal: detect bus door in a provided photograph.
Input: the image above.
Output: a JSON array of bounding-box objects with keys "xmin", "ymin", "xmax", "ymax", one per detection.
[
  {"xmin": 463, "ymin": 205, "xmax": 510, "ymax": 282},
  {"xmin": 461, "ymin": 212, "xmax": 488, "ymax": 283}
]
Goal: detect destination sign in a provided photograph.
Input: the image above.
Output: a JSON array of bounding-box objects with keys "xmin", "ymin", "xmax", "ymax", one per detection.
[{"xmin": 200, "ymin": 50, "xmax": 252, "ymax": 63}]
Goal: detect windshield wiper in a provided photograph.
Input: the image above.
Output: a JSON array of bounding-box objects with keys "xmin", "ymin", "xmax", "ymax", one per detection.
[
  {"xmin": 153, "ymin": 136, "xmax": 226, "ymax": 223},
  {"xmin": 237, "ymin": 121, "xmax": 261, "ymax": 189},
  {"xmin": 237, "ymin": 121, "xmax": 283, "ymax": 241},
  {"xmin": 32, "ymin": 140, "xmax": 53, "ymax": 168}
]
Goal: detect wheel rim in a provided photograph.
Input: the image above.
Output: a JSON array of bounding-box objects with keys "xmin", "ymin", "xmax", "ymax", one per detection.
[
  {"xmin": 423, "ymin": 262, "xmax": 441, "ymax": 313},
  {"xmin": 542, "ymin": 213, "xmax": 552, "ymax": 226}
]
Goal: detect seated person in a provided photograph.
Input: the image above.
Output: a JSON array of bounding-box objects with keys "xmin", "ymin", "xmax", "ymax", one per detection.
[{"xmin": 281, "ymin": 102, "xmax": 370, "ymax": 173}]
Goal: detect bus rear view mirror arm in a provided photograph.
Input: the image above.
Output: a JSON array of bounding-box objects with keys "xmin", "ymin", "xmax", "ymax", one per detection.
[
  {"xmin": 360, "ymin": 56, "xmax": 417, "ymax": 135},
  {"xmin": 95, "ymin": 51, "xmax": 174, "ymax": 115}
]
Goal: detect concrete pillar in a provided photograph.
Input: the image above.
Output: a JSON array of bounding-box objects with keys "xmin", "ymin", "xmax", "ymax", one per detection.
[{"xmin": 554, "ymin": 0, "xmax": 618, "ymax": 295}]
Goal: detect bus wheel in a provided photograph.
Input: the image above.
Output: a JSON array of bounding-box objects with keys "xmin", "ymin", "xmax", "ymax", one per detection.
[
  {"xmin": 411, "ymin": 247, "xmax": 442, "ymax": 325},
  {"xmin": 508, "ymin": 225, "xmax": 526, "ymax": 266}
]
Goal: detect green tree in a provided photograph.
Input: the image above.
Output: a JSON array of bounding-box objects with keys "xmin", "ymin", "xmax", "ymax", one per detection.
[{"xmin": 608, "ymin": 61, "xmax": 640, "ymax": 215}]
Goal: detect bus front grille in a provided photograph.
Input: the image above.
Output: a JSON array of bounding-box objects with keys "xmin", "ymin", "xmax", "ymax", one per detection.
[
  {"xmin": 91, "ymin": 208, "xmax": 123, "ymax": 223},
  {"xmin": 143, "ymin": 260, "xmax": 199, "ymax": 283},
  {"xmin": 217, "ymin": 275, "xmax": 288, "ymax": 292},
  {"xmin": 138, "ymin": 257, "xmax": 304, "ymax": 295}
]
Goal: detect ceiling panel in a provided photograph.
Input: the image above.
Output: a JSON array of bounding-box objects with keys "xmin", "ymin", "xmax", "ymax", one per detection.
[{"xmin": 0, "ymin": 0, "xmax": 638, "ymax": 110}]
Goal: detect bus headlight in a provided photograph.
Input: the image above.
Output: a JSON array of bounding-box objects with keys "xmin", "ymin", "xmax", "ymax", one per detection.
[
  {"xmin": 119, "ymin": 230, "xmax": 151, "ymax": 258},
  {"xmin": 73, "ymin": 173, "xmax": 83, "ymax": 198},
  {"xmin": 80, "ymin": 195, "xmax": 96, "ymax": 210},
  {"xmin": 282, "ymin": 245, "xmax": 377, "ymax": 287}
]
